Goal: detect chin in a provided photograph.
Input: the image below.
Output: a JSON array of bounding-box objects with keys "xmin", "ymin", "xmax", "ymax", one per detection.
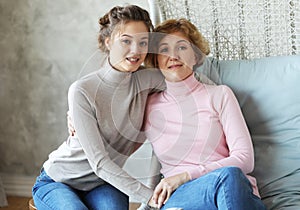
[
  {"xmin": 163, "ymin": 72, "xmax": 180, "ymax": 82},
  {"xmin": 123, "ymin": 63, "xmax": 139, "ymax": 72},
  {"xmin": 127, "ymin": 67, "xmax": 139, "ymax": 72},
  {"xmin": 165, "ymin": 75, "xmax": 181, "ymax": 82}
]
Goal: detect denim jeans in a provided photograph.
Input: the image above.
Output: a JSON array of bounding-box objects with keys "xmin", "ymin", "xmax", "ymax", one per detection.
[
  {"xmin": 161, "ymin": 167, "xmax": 267, "ymax": 210},
  {"xmin": 32, "ymin": 169, "xmax": 129, "ymax": 210}
]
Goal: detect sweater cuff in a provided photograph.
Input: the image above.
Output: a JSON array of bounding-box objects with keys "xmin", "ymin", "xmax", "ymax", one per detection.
[
  {"xmin": 187, "ymin": 165, "xmax": 206, "ymax": 180},
  {"xmin": 136, "ymin": 187, "xmax": 153, "ymax": 204}
]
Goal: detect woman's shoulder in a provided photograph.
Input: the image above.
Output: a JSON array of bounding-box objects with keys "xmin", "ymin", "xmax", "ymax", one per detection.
[
  {"xmin": 135, "ymin": 66, "xmax": 165, "ymax": 81},
  {"xmin": 203, "ymin": 84, "xmax": 236, "ymax": 107},
  {"xmin": 204, "ymin": 84, "xmax": 233, "ymax": 94},
  {"xmin": 73, "ymin": 67, "xmax": 104, "ymax": 86},
  {"xmin": 68, "ymin": 70, "xmax": 100, "ymax": 96},
  {"xmin": 134, "ymin": 66, "xmax": 166, "ymax": 91}
]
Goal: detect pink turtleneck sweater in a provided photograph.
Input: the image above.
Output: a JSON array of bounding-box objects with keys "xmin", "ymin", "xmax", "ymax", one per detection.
[{"xmin": 144, "ymin": 74, "xmax": 259, "ymax": 196}]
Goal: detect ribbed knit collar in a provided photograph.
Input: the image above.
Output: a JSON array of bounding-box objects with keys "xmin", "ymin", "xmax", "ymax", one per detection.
[
  {"xmin": 165, "ymin": 73, "xmax": 202, "ymax": 97},
  {"xmin": 98, "ymin": 59, "xmax": 132, "ymax": 87}
]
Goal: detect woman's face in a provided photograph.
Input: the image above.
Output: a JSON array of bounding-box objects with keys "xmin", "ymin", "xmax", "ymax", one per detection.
[
  {"xmin": 157, "ymin": 31, "xmax": 197, "ymax": 82},
  {"xmin": 106, "ymin": 21, "xmax": 149, "ymax": 72}
]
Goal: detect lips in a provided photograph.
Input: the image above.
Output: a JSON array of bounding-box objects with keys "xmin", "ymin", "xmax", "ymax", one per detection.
[
  {"xmin": 168, "ymin": 64, "xmax": 183, "ymax": 69},
  {"xmin": 126, "ymin": 57, "xmax": 140, "ymax": 64}
]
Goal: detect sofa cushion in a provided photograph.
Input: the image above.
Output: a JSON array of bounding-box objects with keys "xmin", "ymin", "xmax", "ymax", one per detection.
[{"xmin": 196, "ymin": 55, "xmax": 300, "ymax": 209}]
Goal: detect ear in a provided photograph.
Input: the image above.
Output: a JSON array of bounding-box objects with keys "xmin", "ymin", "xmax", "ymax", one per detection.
[
  {"xmin": 195, "ymin": 51, "xmax": 205, "ymax": 66},
  {"xmin": 193, "ymin": 53, "xmax": 198, "ymax": 66},
  {"xmin": 105, "ymin": 38, "xmax": 111, "ymax": 51},
  {"xmin": 192, "ymin": 53, "xmax": 203, "ymax": 69}
]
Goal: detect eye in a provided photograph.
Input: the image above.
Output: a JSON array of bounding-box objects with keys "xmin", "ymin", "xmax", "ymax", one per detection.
[
  {"xmin": 159, "ymin": 47, "xmax": 169, "ymax": 54},
  {"xmin": 121, "ymin": 39, "xmax": 131, "ymax": 45},
  {"xmin": 139, "ymin": 41, "xmax": 148, "ymax": 47},
  {"xmin": 178, "ymin": 45, "xmax": 188, "ymax": 51}
]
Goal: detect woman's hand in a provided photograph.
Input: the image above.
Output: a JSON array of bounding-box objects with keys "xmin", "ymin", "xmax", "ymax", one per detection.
[
  {"xmin": 67, "ymin": 111, "xmax": 76, "ymax": 136},
  {"xmin": 147, "ymin": 198, "xmax": 159, "ymax": 209},
  {"xmin": 152, "ymin": 172, "xmax": 190, "ymax": 208}
]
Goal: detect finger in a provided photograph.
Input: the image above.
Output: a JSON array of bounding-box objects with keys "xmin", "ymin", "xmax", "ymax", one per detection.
[
  {"xmin": 68, "ymin": 124, "xmax": 75, "ymax": 136},
  {"xmin": 152, "ymin": 185, "xmax": 162, "ymax": 204},
  {"xmin": 67, "ymin": 117, "xmax": 72, "ymax": 126},
  {"xmin": 164, "ymin": 189, "xmax": 172, "ymax": 204},
  {"xmin": 68, "ymin": 129, "xmax": 74, "ymax": 136},
  {"xmin": 68, "ymin": 122, "xmax": 74, "ymax": 130},
  {"xmin": 157, "ymin": 188, "xmax": 167, "ymax": 208}
]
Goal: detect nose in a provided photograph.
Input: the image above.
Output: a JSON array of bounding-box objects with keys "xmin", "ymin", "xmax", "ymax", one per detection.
[
  {"xmin": 168, "ymin": 49, "xmax": 179, "ymax": 60},
  {"xmin": 130, "ymin": 41, "xmax": 141, "ymax": 54}
]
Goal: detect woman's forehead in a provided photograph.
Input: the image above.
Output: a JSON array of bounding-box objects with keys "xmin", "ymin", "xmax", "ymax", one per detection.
[
  {"xmin": 115, "ymin": 21, "xmax": 149, "ymax": 36},
  {"xmin": 159, "ymin": 31, "xmax": 189, "ymax": 44}
]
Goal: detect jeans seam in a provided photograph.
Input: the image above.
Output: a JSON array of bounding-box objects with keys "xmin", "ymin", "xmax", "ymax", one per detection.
[
  {"xmin": 34, "ymin": 194, "xmax": 56, "ymax": 210},
  {"xmin": 221, "ymin": 176, "xmax": 231, "ymax": 210}
]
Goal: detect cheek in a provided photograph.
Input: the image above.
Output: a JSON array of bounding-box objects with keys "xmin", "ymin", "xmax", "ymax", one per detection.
[
  {"xmin": 109, "ymin": 47, "xmax": 126, "ymax": 65},
  {"xmin": 140, "ymin": 53, "xmax": 147, "ymax": 62},
  {"xmin": 111, "ymin": 43, "xmax": 127, "ymax": 54},
  {"xmin": 189, "ymin": 57, "xmax": 197, "ymax": 67},
  {"xmin": 157, "ymin": 55, "xmax": 167, "ymax": 69},
  {"xmin": 183, "ymin": 53, "xmax": 197, "ymax": 67},
  {"xmin": 109, "ymin": 46, "xmax": 119, "ymax": 56}
]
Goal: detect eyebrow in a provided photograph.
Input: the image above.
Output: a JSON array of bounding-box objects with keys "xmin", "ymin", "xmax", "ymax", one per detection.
[
  {"xmin": 120, "ymin": 34, "xmax": 148, "ymax": 40},
  {"xmin": 159, "ymin": 39, "xmax": 189, "ymax": 47}
]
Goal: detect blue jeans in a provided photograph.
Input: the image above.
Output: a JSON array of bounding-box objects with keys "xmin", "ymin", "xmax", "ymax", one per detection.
[
  {"xmin": 32, "ymin": 169, "xmax": 129, "ymax": 210},
  {"xmin": 161, "ymin": 167, "xmax": 267, "ymax": 210}
]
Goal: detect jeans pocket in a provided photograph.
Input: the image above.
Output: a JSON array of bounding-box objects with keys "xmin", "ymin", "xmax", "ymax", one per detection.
[{"xmin": 32, "ymin": 169, "xmax": 54, "ymax": 194}]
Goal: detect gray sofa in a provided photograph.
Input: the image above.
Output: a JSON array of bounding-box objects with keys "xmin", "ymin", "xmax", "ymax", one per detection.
[{"xmin": 196, "ymin": 55, "xmax": 300, "ymax": 209}]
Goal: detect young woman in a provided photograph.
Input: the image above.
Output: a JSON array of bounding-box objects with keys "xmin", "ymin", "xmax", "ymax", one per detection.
[
  {"xmin": 32, "ymin": 5, "xmax": 165, "ymax": 210},
  {"xmin": 142, "ymin": 19, "xmax": 267, "ymax": 210}
]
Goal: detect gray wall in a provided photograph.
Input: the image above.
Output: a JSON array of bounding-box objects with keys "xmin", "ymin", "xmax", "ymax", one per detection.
[{"xmin": 0, "ymin": 0, "xmax": 149, "ymax": 180}]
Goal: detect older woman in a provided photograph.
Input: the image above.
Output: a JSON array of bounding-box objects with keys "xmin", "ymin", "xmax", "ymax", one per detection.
[{"xmin": 143, "ymin": 18, "xmax": 267, "ymax": 210}]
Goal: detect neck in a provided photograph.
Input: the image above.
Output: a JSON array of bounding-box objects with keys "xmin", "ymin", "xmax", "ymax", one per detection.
[
  {"xmin": 165, "ymin": 73, "xmax": 202, "ymax": 97},
  {"xmin": 165, "ymin": 72, "xmax": 193, "ymax": 83},
  {"xmin": 99, "ymin": 59, "xmax": 132, "ymax": 86}
]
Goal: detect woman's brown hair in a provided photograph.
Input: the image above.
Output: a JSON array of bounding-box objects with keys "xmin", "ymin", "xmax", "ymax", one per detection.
[{"xmin": 98, "ymin": 5, "xmax": 154, "ymax": 53}]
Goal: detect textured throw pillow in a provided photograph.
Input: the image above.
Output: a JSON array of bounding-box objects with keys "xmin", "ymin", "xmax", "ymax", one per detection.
[{"xmin": 196, "ymin": 55, "xmax": 300, "ymax": 209}]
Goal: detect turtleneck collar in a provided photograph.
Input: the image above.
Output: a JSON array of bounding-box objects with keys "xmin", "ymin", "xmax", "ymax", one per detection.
[
  {"xmin": 98, "ymin": 59, "xmax": 132, "ymax": 87},
  {"xmin": 165, "ymin": 73, "xmax": 203, "ymax": 97}
]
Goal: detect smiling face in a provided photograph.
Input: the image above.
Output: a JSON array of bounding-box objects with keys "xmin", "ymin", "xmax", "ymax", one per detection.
[
  {"xmin": 157, "ymin": 31, "xmax": 197, "ymax": 82},
  {"xmin": 106, "ymin": 21, "xmax": 149, "ymax": 72}
]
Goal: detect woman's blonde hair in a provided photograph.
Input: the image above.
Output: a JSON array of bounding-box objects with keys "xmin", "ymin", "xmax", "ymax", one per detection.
[{"xmin": 145, "ymin": 18, "xmax": 210, "ymax": 68}]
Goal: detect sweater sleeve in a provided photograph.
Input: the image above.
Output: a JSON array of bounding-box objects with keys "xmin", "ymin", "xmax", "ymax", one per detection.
[
  {"xmin": 68, "ymin": 82, "xmax": 153, "ymax": 203},
  {"xmin": 188, "ymin": 85, "xmax": 254, "ymax": 179},
  {"xmin": 146, "ymin": 151, "xmax": 162, "ymax": 189}
]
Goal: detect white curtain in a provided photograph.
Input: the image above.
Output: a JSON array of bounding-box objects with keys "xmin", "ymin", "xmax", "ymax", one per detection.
[{"xmin": 150, "ymin": 0, "xmax": 300, "ymax": 60}]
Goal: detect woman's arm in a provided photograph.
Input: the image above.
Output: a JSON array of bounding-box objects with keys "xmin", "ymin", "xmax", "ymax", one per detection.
[
  {"xmin": 188, "ymin": 85, "xmax": 254, "ymax": 179},
  {"xmin": 205, "ymin": 85, "xmax": 254, "ymax": 173},
  {"xmin": 68, "ymin": 82, "xmax": 153, "ymax": 203}
]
